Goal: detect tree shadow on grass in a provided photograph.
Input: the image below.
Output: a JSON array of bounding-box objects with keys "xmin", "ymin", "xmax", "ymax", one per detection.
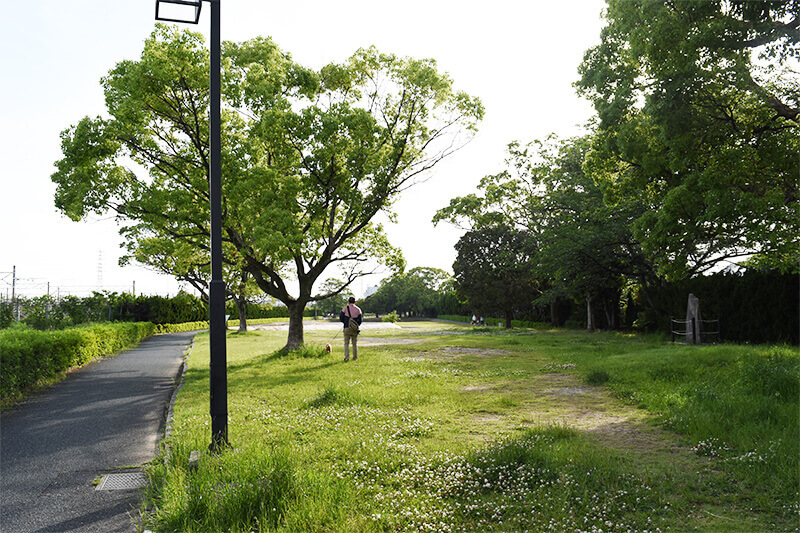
[{"xmin": 181, "ymin": 350, "xmax": 341, "ymax": 394}]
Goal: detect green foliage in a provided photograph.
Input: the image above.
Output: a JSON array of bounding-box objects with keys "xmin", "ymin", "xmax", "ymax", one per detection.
[
  {"xmin": 453, "ymin": 225, "xmax": 540, "ymax": 327},
  {"xmin": 0, "ymin": 301, "xmax": 14, "ymax": 329},
  {"xmin": 52, "ymin": 26, "xmax": 482, "ymax": 350},
  {"xmin": 640, "ymin": 269, "xmax": 799, "ymax": 344},
  {"xmin": 0, "ymin": 322, "xmax": 155, "ymax": 403},
  {"xmin": 155, "ymin": 321, "xmax": 209, "ymax": 334},
  {"xmin": 224, "ymin": 300, "xmax": 312, "ymax": 321},
  {"xmin": 313, "ymin": 278, "xmax": 348, "ymax": 317},
  {"xmin": 381, "ymin": 310, "xmax": 399, "ymax": 323},
  {"xmin": 576, "ymin": 0, "xmax": 799, "ymax": 278},
  {"xmin": 363, "ymin": 267, "xmax": 453, "ymax": 316},
  {"xmin": 436, "ymin": 135, "xmax": 652, "ymax": 330},
  {"xmin": 4, "ymin": 291, "xmax": 209, "ymax": 330}
]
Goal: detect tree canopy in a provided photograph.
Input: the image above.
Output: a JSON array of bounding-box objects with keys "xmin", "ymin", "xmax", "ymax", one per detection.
[
  {"xmin": 362, "ymin": 267, "xmax": 452, "ymax": 316},
  {"xmin": 453, "ymin": 225, "xmax": 540, "ymax": 328},
  {"xmin": 576, "ymin": 0, "xmax": 799, "ymax": 278},
  {"xmin": 52, "ymin": 26, "xmax": 483, "ymax": 348},
  {"xmin": 436, "ymin": 135, "xmax": 652, "ymax": 329},
  {"xmin": 436, "ymin": 0, "xmax": 797, "ymax": 330}
]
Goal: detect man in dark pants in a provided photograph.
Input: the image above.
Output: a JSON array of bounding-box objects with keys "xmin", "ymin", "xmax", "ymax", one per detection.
[{"xmin": 339, "ymin": 297, "xmax": 363, "ymax": 362}]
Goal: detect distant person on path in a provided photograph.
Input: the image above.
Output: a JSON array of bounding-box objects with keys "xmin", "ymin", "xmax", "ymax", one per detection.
[{"xmin": 339, "ymin": 297, "xmax": 363, "ymax": 362}]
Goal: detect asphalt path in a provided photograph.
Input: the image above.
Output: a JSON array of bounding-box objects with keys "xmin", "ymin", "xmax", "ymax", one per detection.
[{"xmin": 0, "ymin": 331, "xmax": 197, "ymax": 533}]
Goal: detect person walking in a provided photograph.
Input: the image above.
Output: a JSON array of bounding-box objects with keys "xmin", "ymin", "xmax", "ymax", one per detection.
[{"xmin": 339, "ymin": 297, "xmax": 363, "ymax": 362}]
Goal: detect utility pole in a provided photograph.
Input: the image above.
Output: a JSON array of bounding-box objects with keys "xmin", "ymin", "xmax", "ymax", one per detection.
[
  {"xmin": 12, "ymin": 265, "xmax": 17, "ymax": 321},
  {"xmin": 97, "ymin": 251, "xmax": 104, "ymax": 290}
]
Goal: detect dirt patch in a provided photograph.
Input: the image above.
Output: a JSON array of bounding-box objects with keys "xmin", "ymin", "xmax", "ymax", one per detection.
[
  {"xmin": 462, "ymin": 384, "xmax": 493, "ymax": 392},
  {"xmin": 515, "ymin": 372, "xmax": 696, "ymax": 467}
]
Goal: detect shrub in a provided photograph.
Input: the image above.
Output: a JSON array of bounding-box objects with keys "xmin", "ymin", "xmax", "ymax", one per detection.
[
  {"xmin": 382, "ymin": 311, "xmax": 399, "ymax": 323},
  {"xmin": 271, "ymin": 344, "xmax": 328, "ymax": 360},
  {"xmin": 0, "ymin": 322, "xmax": 155, "ymax": 403},
  {"xmin": 156, "ymin": 321, "xmax": 210, "ymax": 334}
]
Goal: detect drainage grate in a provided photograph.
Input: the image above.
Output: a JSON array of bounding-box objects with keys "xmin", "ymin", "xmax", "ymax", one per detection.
[{"xmin": 95, "ymin": 472, "xmax": 148, "ymax": 491}]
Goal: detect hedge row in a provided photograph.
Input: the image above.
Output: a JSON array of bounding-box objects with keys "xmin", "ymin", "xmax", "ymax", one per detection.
[
  {"xmin": 0, "ymin": 322, "xmax": 156, "ymax": 402},
  {"xmin": 155, "ymin": 321, "xmax": 209, "ymax": 334},
  {"xmin": 154, "ymin": 316, "xmax": 326, "ymax": 335},
  {"xmin": 1, "ymin": 317, "xmax": 327, "ymax": 402}
]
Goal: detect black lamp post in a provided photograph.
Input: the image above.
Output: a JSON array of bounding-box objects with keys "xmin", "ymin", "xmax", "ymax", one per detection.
[{"xmin": 155, "ymin": 0, "xmax": 228, "ymax": 451}]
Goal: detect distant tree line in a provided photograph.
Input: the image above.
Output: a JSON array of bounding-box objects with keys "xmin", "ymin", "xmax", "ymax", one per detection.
[
  {"xmin": 357, "ymin": 265, "xmax": 796, "ymax": 344},
  {"xmin": 0, "ymin": 291, "xmax": 305, "ymax": 331}
]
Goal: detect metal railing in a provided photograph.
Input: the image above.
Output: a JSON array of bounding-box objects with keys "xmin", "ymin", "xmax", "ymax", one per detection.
[{"xmin": 670, "ymin": 317, "xmax": 721, "ymax": 344}]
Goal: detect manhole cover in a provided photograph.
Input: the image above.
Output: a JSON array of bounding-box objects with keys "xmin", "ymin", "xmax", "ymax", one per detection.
[{"xmin": 95, "ymin": 472, "xmax": 148, "ymax": 491}]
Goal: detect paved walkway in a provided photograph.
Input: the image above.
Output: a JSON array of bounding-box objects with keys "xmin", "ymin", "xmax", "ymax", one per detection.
[{"xmin": 0, "ymin": 331, "xmax": 196, "ymax": 533}]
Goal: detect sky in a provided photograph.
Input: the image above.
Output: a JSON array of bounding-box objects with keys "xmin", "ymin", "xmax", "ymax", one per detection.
[{"xmin": 1, "ymin": 0, "xmax": 605, "ymax": 300}]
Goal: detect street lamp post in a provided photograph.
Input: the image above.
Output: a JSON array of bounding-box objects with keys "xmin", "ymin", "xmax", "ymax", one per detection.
[{"xmin": 155, "ymin": 0, "xmax": 228, "ymax": 451}]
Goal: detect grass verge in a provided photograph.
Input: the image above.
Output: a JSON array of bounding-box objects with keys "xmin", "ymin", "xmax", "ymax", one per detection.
[{"xmin": 142, "ymin": 323, "xmax": 799, "ymax": 532}]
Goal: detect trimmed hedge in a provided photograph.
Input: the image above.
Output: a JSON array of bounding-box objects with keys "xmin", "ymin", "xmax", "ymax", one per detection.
[
  {"xmin": 0, "ymin": 322, "xmax": 155, "ymax": 402},
  {"xmin": 155, "ymin": 321, "xmax": 209, "ymax": 334},
  {"xmin": 1, "ymin": 314, "xmax": 409, "ymax": 404}
]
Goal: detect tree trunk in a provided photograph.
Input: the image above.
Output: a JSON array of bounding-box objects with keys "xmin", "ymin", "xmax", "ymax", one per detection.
[
  {"xmin": 284, "ymin": 300, "xmax": 305, "ymax": 350},
  {"xmin": 235, "ymin": 296, "xmax": 247, "ymax": 333},
  {"xmin": 586, "ymin": 293, "xmax": 595, "ymax": 331},
  {"xmin": 504, "ymin": 310, "xmax": 512, "ymax": 329},
  {"xmin": 603, "ymin": 298, "xmax": 618, "ymax": 330}
]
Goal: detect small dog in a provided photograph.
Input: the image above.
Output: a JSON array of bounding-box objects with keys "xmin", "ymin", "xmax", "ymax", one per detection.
[{"xmin": 325, "ymin": 343, "xmax": 332, "ymax": 354}]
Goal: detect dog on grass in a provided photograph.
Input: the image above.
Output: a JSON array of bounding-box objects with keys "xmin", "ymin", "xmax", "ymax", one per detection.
[{"xmin": 325, "ymin": 343, "xmax": 332, "ymax": 354}]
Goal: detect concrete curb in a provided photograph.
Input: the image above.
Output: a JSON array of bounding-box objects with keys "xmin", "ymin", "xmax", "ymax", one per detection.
[{"xmin": 162, "ymin": 334, "xmax": 196, "ymax": 443}]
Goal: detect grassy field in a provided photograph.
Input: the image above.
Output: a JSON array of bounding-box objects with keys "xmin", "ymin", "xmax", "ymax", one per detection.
[{"xmin": 142, "ymin": 320, "xmax": 799, "ymax": 532}]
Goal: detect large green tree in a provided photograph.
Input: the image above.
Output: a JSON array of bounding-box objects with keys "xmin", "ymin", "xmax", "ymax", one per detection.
[
  {"xmin": 52, "ymin": 26, "xmax": 483, "ymax": 349},
  {"xmin": 577, "ymin": 0, "xmax": 799, "ymax": 278},
  {"xmin": 453, "ymin": 225, "xmax": 540, "ymax": 328}
]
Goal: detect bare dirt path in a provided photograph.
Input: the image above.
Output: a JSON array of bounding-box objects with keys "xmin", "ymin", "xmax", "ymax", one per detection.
[
  {"xmin": 436, "ymin": 344, "xmax": 700, "ymax": 471},
  {"xmin": 521, "ymin": 372, "xmax": 699, "ymax": 470}
]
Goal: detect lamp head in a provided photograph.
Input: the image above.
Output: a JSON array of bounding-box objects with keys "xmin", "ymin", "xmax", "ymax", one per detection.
[{"xmin": 155, "ymin": 0, "xmax": 202, "ymax": 24}]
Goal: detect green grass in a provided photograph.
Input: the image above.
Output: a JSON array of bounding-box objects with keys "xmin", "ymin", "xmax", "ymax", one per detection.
[{"xmin": 142, "ymin": 323, "xmax": 800, "ymax": 532}]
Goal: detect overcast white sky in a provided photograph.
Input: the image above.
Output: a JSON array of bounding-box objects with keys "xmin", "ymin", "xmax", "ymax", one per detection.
[{"xmin": 0, "ymin": 0, "xmax": 605, "ymax": 299}]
